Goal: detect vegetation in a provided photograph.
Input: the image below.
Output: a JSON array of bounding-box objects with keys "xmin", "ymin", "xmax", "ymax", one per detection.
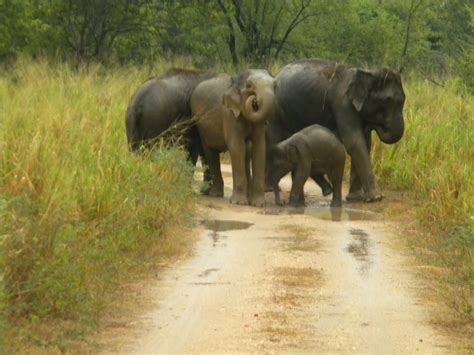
[
  {"xmin": 0, "ymin": 60, "xmax": 196, "ymax": 349},
  {"xmin": 372, "ymin": 78, "xmax": 474, "ymax": 325},
  {"xmin": 1, "ymin": 0, "xmax": 472, "ymax": 89}
]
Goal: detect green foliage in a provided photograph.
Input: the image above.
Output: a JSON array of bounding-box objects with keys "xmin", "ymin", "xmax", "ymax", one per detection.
[
  {"xmin": 372, "ymin": 79, "xmax": 474, "ymax": 320},
  {"xmin": 0, "ymin": 60, "xmax": 195, "ymax": 332},
  {"xmin": 1, "ymin": 0, "xmax": 472, "ymax": 88}
]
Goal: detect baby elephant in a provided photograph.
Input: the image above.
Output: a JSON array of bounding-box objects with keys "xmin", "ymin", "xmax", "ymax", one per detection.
[{"xmin": 267, "ymin": 125, "xmax": 345, "ymax": 207}]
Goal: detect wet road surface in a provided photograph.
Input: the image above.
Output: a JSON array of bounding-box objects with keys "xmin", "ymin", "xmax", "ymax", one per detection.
[{"xmin": 102, "ymin": 164, "xmax": 451, "ymax": 353}]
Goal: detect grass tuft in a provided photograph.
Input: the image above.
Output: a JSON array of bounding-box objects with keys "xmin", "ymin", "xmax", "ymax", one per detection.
[{"xmin": 0, "ymin": 59, "xmax": 196, "ymax": 349}]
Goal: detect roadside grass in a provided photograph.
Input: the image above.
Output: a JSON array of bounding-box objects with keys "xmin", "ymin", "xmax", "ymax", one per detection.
[
  {"xmin": 372, "ymin": 78, "xmax": 474, "ymax": 330},
  {"xmin": 0, "ymin": 58, "xmax": 472, "ymax": 349},
  {"xmin": 0, "ymin": 59, "xmax": 197, "ymax": 350}
]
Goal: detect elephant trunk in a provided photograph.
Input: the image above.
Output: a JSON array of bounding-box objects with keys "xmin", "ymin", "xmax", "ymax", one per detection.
[
  {"xmin": 374, "ymin": 115, "xmax": 405, "ymax": 144},
  {"xmin": 243, "ymin": 88, "xmax": 275, "ymax": 124}
]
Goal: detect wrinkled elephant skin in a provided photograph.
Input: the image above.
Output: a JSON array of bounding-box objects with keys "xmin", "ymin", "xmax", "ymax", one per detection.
[
  {"xmin": 267, "ymin": 59, "xmax": 405, "ymax": 202},
  {"xmin": 192, "ymin": 70, "xmax": 276, "ymax": 207},
  {"xmin": 268, "ymin": 125, "xmax": 345, "ymax": 207}
]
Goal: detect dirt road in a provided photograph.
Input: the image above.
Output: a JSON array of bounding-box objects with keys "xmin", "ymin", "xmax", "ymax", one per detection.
[{"xmin": 103, "ymin": 164, "xmax": 451, "ymax": 353}]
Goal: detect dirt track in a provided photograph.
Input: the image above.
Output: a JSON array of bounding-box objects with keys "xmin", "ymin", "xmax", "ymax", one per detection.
[{"xmin": 101, "ymin": 164, "xmax": 451, "ymax": 353}]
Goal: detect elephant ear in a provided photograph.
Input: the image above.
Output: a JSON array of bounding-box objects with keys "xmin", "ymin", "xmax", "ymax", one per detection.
[
  {"xmin": 222, "ymin": 77, "xmax": 241, "ymax": 118},
  {"xmin": 346, "ymin": 69, "xmax": 374, "ymax": 112}
]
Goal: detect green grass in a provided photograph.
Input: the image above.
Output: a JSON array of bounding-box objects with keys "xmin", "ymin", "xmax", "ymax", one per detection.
[
  {"xmin": 0, "ymin": 59, "xmax": 197, "ymax": 350},
  {"xmin": 373, "ymin": 77, "xmax": 474, "ymax": 325}
]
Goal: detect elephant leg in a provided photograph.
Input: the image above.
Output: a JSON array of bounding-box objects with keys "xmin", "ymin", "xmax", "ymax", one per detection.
[
  {"xmin": 347, "ymin": 128, "xmax": 370, "ymax": 201},
  {"xmin": 228, "ymin": 139, "xmax": 248, "ymax": 205},
  {"xmin": 346, "ymin": 127, "xmax": 381, "ymax": 202},
  {"xmin": 249, "ymin": 124, "xmax": 266, "ymax": 207},
  {"xmin": 344, "ymin": 135, "xmax": 381, "ymax": 202},
  {"xmin": 311, "ymin": 174, "xmax": 333, "ymax": 196},
  {"xmin": 265, "ymin": 123, "xmax": 285, "ymax": 192},
  {"xmin": 199, "ymin": 154, "xmax": 213, "ymax": 195},
  {"xmin": 289, "ymin": 162, "xmax": 310, "ymax": 207},
  {"xmin": 328, "ymin": 164, "xmax": 344, "ymax": 207},
  {"xmin": 245, "ymin": 141, "xmax": 252, "ymax": 197},
  {"xmin": 201, "ymin": 146, "xmax": 223, "ymax": 197}
]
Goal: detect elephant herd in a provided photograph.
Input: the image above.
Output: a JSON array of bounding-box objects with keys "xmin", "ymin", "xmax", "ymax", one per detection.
[{"xmin": 125, "ymin": 58, "xmax": 406, "ymax": 208}]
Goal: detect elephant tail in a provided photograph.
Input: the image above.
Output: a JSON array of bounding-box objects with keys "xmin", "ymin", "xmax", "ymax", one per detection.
[{"xmin": 125, "ymin": 104, "xmax": 143, "ymax": 152}]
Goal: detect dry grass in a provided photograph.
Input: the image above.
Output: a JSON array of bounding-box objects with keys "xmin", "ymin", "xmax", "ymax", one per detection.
[{"xmin": 0, "ymin": 59, "xmax": 197, "ymax": 351}]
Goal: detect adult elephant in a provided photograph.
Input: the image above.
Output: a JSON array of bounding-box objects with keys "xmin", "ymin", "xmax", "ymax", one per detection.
[
  {"xmin": 267, "ymin": 59, "xmax": 406, "ymax": 202},
  {"xmin": 191, "ymin": 69, "xmax": 276, "ymax": 207},
  {"xmin": 125, "ymin": 68, "xmax": 214, "ymax": 164}
]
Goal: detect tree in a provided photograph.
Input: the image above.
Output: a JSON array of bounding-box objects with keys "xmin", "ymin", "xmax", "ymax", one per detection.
[
  {"xmin": 216, "ymin": 0, "xmax": 318, "ymax": 66},
  {"xmin": 45, "ymin": 0, "xmax": 153, "ymax": 62},
  {"xmin": 0, "ymin": 0, "xmax": 31, "ymax": 61}
]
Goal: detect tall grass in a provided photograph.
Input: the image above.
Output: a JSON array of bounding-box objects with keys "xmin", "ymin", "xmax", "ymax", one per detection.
[
  {"xmin": 373, "ymin": 78, "xmax": 474, "ymax": 321},
  {"xmin": 0, "ymin": 59, "xmax": 196, "ymax": 346}
]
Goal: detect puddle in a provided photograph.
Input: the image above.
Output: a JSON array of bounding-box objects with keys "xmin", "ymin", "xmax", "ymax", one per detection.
[
  {"xmin": 346, "ymin": 228, "xmax": 373, "ymax": 275},
  {"xmin": 261, "ymin": 204, "xmax": 381, "ymax": 221},
  {"xmin": 201, "ymin": 219, "xmax": 254, "ymax": 232}
]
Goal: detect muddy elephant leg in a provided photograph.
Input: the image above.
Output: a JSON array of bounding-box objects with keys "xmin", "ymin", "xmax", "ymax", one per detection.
[
  {"xmin": 311, "ymin": 174, "xmax": 333, "ymax": 196},
  {"xmin": 343, "ymin": 133, "xmax": 381, "ymax": 202},
  {"xmin": 347, "ymin": 128, "xmax": 370, "ymax": 201},
  {"xmin": 228, "ymin": 139, "xmax": 249, "ymax": 205},
  {"xmin": 289, "ymin": 162, "xmax": 310, "ymax": 207},
  {"xmin": 328, "ymin": 164, "xmax": 344, "ymax": 207},
  {"xmin": 249, "ymin": 123, "xmax": 266, "ymax": 207},
  {"xmin": 201, "ymin": 146, "xmax": 223, "ymax": 197}
]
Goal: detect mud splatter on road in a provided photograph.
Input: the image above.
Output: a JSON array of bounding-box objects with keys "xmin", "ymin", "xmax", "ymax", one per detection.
[{"xmin": 97, "ymin": 165, "xmax": 451, "ymax": 353}]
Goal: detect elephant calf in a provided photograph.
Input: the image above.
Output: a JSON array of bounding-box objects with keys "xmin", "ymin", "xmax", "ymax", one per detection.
[{"xmin": 267, "ymin": 124, "xmax": 345, "ymax": 207}]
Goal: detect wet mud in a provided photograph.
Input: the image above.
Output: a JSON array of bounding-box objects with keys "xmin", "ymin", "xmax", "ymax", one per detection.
[
  {"xmin": 346, "ymin": 228, "xmax": 373, "ymax": 276},
  {"xmin": 102, "ymin": 164, "xmax": 451, "ymax": 354},
  {"xmin": 261, "ymin": 204, "xmax": 381, "ymax": 222},
  {"xmin": 201, "ymin": 219, "xmax": 253, "ymax": 231}
]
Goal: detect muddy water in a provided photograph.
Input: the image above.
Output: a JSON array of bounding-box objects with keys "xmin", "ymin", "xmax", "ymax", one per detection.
[
  {"xmin": 346, "ymin": 228, "xmax": 373, "ymax": 276},
  {"xmin": 200, "ymin": 219, "xmax": 253, "ymax": 231},
  {"xmin": 103, "ymin": 164, "xmax": 451, "ymax": 353},
  {"xmin": 262, "ymin": 205, "xmax": 381, "ymax": 222}
]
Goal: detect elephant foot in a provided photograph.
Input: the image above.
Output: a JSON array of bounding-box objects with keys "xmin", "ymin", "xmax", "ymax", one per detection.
[
  {"xmin": 289, "ymin": 196, "xmax": 305, "ymax": 207},
  {"xmin": 208, "ymin": 186, "xmax": 224, "ymax": 198},
  {"xmin": 289, "ymin": 201, "xmax": 305, "ymax": 208},
  {"xmin": 230, "ymin": 191, "xmax": 248, "ymax": 205},
  {"xmin": 200, "ymin": 184, "xmax": 223, "ymax": 197},
  {"xmin": 200, "ymin": 183, "xmax": 211, "ymax": 195},
  {"xmin": 249, "ymin": 194, "xmax": 265, "ymax": 207},
  {"xmin": 330, "ymin": 199, "xmax": 342, "ymax": 207},
  {"xmin": 364, "ymin": 191, "xmax": 383, "ymax": 202},
  {"xmin": 346, "ymin": 189, "xmax": 383, "ymax": 203},
  {"xmin": 345, "ymin": 190, "xmax": 365, "ymax": 202}
]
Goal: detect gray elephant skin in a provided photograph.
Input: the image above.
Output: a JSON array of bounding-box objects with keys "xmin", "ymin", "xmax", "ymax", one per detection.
[
  {"xmin": 268, "ymin": 125, "xmax": 345, "ymax": 207},
  {"xmin": 125, "ymin": 68, "xmax": 214, "ymax": 163},
  {"xmin": 267, "ymin": 58, "xmax": 405, "ymax": 202},
  {"xmin": 191, "ymin": 70, "xmax": 276, "ymax": 207}
]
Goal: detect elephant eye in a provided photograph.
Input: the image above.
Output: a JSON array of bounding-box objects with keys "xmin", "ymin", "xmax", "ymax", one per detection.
[{"xmin": 245, "ymin": 82, "xmax": 252, "ymax": 90}]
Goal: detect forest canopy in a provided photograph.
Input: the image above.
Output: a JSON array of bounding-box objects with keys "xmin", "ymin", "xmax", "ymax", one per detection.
[{"xmin": 0, "ymin": 0, "xmax": 472, "ymax": 87}]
